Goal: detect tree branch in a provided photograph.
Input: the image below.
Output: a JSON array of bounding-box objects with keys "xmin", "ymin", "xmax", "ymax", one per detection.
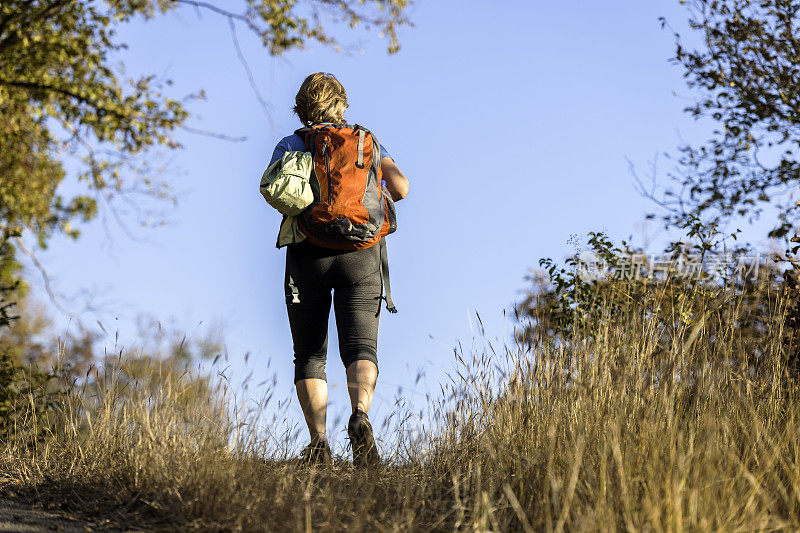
[
  {"xmin": 13, "ymin": 236, "xmax": 84, "ymax": 319},
  {"xmin": 0, "ymin": 78, "xmax": 130, "ymax": 121},
  {"xmin": 179, "ymin": 125, "xmax": 247, "ymax": 142},
  {"xmin": 172, "ymin": 0, "xmax": 262, "ymax": 34},
  {"xmin": 228, "ymin": 17, "xmax": 274, "ymax": 126}
]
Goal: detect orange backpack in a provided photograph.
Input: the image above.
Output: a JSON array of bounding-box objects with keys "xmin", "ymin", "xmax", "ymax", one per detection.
[{"xmin": 295, "ymin": 124, "xmax": 397, "ymax": 250}]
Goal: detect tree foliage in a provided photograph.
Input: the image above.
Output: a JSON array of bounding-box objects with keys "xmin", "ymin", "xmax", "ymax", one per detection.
[{"xmin": 645, "ymin": 0, "xmax": 800, "ymax": 239}]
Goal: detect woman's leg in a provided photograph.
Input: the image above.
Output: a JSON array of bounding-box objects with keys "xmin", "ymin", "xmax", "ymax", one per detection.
[
  {"xmin": 286, "ymin": 243, "xmax": 334, "ymax": 443},
  {"xmin": 345, "ymin": 359, "xmax": 378, "ymax": 413},
  {"xmin": 332, "ymin": 244, "xmax": 382, "ymax": 414},
  {"xmin": 332, "ymin": 245, "xmax": 382, "ymax": 466},
  {"xmin": 295, "ymin": 378, "xmax": 328, "ymax": 442}
]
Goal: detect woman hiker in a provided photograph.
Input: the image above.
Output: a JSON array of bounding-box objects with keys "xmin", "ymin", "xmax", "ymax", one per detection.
[{"xmin": 263, "ymin": 72, "xmax": 409, "ymax": 466}]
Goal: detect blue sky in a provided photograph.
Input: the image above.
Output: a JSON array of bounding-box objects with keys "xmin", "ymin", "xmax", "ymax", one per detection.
[{"xmin": 31, "ymin": 1, "xmax": 721, "ymax": 444}]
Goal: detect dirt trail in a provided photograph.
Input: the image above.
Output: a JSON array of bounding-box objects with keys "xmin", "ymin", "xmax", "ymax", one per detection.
[{"xmin": 0, "ymin": 499, "xmax": 119, "ymax": 532}]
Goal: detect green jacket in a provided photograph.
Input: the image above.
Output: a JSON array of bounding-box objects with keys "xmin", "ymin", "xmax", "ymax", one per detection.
[{"xmin": 259, "ymin": 150, "xmax": 314, "ymax": 247}]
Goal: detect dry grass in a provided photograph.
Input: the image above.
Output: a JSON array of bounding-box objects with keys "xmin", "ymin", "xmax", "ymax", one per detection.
[{"xmin": 1, "ymin": 284, "xmax": 799, "ymax": 531}]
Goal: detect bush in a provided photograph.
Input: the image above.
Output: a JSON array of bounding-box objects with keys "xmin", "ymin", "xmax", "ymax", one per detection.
[
  {"xmin": 0, "ymin": 284, "xmax": 61, "ymax": 445},
  {"xmin": 520, "ymin": 232, "xmax": 792, "ymax": 377}
]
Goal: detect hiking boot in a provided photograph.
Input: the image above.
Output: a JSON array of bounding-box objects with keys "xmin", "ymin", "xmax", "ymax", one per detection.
[
  {"xmin": 347, "ymin": 409, "xmax": 380, "ymax": 468},
  {"xmin": 298, "ymin": 439, "xmax": 332, "ymax": 466}
]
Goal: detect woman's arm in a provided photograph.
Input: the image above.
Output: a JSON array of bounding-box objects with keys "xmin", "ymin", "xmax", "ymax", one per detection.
[{"xmin": 381, "ymin": 157, "xmax": 409, "ymax": 201}]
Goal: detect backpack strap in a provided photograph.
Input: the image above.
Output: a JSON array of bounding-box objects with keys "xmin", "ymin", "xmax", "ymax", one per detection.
[
  {"xmin": 356, "ymin": 129, "xmax": 366, "ymax": 169},
  {"xmin": 379, "ymin": 237, "xmax": 397, "ymax": 313},
  {"xmin": 294, "ymin": 127, "xmax": 314, "ymax": 152},
  {"xmin": 288, "ymin": 274, "xmax": 300, "ymax": 304},
  {"xmin": 286, "ymin": 244, "xmax": 301, "ymax": 303}
]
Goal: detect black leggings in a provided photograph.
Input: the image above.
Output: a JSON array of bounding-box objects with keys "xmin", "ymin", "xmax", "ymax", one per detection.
[{"xmin": 285, "ymin": 240, "xmax": 382, "ymax": 383}]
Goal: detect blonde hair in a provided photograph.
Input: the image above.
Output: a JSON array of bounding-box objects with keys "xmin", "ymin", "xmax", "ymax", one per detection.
[{"xmin": 293, "ymin": 72, "xmax": 348, "ymax": 126}]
